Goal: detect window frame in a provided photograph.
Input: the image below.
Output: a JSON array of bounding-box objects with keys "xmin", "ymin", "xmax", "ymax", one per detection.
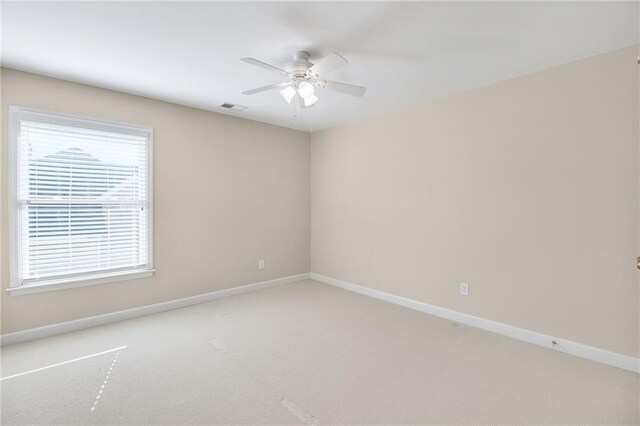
[{"xmin": 8, "ymin": 106, "xmax": 154, "ymax": 296}]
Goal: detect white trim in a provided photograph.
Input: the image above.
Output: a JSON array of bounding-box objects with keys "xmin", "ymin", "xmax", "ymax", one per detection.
[
  {"xmin": 0, "ymin": 273, "xmax": 310, "ymax": 347},
  {"xmin": 147, "ymin": 126, "xmax": 154, "ymax": 274},
  {"xmin": 310, "ymin": 273, "xmax": 640, "ymax": 374},
  {"xmin": 7, "ymin": 106, "xmax": 154, "ymax": 290},
  {"xmin": 8, "ymin": 106, "xmax": 22, "ymax": 288},
  {"xmin": 8, "ymin": 106, "xmax": 153, "ymax": 135},
  {"xmin": 6, "ymin": 268, "xmax": 155, "ymax": 296}
]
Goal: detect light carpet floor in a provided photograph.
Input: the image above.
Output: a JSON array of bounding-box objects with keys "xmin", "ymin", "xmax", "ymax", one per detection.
[{"xmin": 1, "ymin": 280, "xmax": 638, "ymax": 425}]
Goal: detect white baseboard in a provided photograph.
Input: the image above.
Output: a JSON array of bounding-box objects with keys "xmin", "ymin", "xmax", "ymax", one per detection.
[
  {"xmin": 1, "ymin": 273, "xmax": 310, "ymax": 347},
  {"xmin": 310, "ymin": 273, "xmax": 640, "ymax": 374},
  {"xmin": 5, "ymin": 271, "xmax": 637, "ymax": 374}
]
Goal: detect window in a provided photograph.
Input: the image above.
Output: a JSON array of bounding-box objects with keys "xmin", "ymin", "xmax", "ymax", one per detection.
[{"xmin": 9, "ymin": 107, "xmax": 153, "ymax": 295}]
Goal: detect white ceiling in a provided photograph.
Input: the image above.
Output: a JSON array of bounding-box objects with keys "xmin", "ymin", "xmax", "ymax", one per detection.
[{"xmin": 2, "ymin": 2, "xmax": 638, "ymax": 132}]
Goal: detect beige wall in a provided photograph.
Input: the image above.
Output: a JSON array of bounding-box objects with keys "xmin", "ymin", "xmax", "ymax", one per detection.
[
  {"xmin": 311, "ymin": 46, "xmax": 639, "ymax": 357},
  {"xmin": 1, "ymin": 68, "xmax": 311, "ymax": 334}
]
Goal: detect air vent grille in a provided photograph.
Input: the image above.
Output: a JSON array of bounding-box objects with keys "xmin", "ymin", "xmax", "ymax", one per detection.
[{"xmin": 221, "ymin": 103, "xmax": 247, "ymax": 111}]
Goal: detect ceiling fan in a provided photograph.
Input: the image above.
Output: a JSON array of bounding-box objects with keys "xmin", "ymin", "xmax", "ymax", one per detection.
[{"xmin": 240, "ymin": 51, "xmax": 366, "ymax": 107}]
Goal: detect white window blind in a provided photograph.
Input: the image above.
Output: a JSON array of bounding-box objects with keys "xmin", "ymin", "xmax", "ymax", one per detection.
[{"xmin": 9, "ymin": 107, "xmax": 153, "ymax": 291}]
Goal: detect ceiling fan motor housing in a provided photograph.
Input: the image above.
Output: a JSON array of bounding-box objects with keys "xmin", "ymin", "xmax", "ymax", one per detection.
[{"xmin": 285, "ymin": 51, "xmax": 313, "ymax": 78}]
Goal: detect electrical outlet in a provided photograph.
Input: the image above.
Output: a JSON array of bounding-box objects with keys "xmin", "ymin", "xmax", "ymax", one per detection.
[
  {"xmin": 258, "ymin": 259, "xmax": 265, "ymax": 270},
  {"xmin": 460, "ymin": 282, "xmax": 469, "ymax": 296}
]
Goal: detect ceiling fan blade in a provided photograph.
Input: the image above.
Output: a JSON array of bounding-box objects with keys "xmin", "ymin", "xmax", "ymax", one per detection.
[
  {"xmin": 314, "ymin": 80, "xmax": 367, "ymax": 97},
  {"xmin": 242, "ymin": 82, "xmax": 289, "ymax": 95},
  {"xmin": 240, "ymin": 58, "xmax": 286, "ymax": 75},
  {"xmin": 307, "ymin": 53, "xmax": 348, "ymax": 78}
]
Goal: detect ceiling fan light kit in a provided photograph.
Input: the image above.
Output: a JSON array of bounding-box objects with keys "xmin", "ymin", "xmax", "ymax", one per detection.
[
  {"xmin": 303, "ymin": 94, "xmax": 319, "ymax": 107},
  {"xmin": 241, "ymin": 51, "xmax": 367, "ymax": 108},
  {"xmin": 279, "ymin": 85, "xmax": 297, "ymax": 104},
  {"xmin": 298, "ymin": 81, "xmax": 315, "ymax": 98}
]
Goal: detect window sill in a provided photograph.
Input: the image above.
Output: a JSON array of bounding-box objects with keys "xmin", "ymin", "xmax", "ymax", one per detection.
[{"xmin": 7, "ymin": 269, "xmax": 155, "ymax": 296}]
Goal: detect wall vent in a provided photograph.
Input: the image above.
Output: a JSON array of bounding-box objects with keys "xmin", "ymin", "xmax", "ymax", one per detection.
[{"xmin": 221, "ymin": 103, "xmax": 247, "ymax": 111}]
